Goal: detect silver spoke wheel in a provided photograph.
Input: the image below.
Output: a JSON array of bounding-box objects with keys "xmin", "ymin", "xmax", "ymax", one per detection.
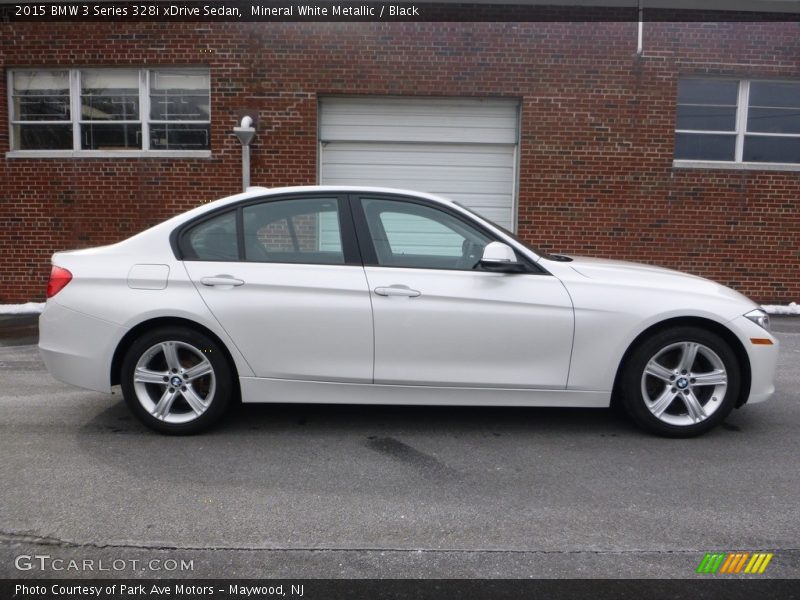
[
  {"xmin": 132, "ymin": 340, "xmax": 216, "ymax": 424},
  {"xmin": 640, "ymin": 341, "xmax": 728, "ymax": 427}
]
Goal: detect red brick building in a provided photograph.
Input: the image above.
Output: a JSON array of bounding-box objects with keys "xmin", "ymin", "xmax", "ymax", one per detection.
[{"xmin": 2, "ymin": 6, "xmax": 799, "ymax": 303}]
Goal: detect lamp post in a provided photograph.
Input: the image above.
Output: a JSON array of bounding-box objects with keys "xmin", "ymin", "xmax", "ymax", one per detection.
[{"xmin": 233, "ymin": 116, "xmax": 256, "ymax": 191}]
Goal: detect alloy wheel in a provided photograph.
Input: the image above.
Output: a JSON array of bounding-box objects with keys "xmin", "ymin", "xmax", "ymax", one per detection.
[
  {"xmin": 132, "ymin": 340, "xmax": 216, "ymax": 424},
  {"xmin": 640, "ymin": 341, "xmax": 728, "ymax": 427}
]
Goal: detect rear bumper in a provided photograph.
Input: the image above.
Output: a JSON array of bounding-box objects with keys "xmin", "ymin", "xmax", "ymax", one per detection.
[{"xmin": 39, "ymin": 301, "xmax": 123, "ymax": 393}]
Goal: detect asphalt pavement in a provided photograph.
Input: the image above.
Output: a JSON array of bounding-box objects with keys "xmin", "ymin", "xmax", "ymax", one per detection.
[
  {"xmin": 0, "ymin": 314, "xmax": 38, "ymax": 347},
  {"xmin": 0, "ymin": 316, "xmax": 798, "ymax": 579}
]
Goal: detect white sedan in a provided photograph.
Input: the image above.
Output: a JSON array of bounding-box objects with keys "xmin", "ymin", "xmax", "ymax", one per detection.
[{"xmin": 39, "ymin": 186, "xmax": 778, "ymax": 436}]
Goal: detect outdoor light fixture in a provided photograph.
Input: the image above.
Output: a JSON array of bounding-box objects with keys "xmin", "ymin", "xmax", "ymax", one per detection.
[{"xmin": 233, "ymin": 115, "xmax": 256, "ymax": 191}]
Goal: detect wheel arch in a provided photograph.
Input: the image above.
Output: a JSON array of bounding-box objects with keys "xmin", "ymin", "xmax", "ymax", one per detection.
[
  {"xmin": 110, "ymin": 317, "xmax": 240, "ymax": 395},
  {"xmin": 611, "ymin": 316, "xmax": 751, "ymax": 409}
]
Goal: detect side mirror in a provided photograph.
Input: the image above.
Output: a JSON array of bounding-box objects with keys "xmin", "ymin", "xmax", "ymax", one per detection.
[{"xmin": 479, "ymin": 242, "xmax": 526, "ymax": 273}]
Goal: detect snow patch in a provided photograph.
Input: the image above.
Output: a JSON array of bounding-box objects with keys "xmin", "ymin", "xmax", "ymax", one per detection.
[
  {"xmin": 0, "ymin": 302, "xmax": 45, "ymax": 315},
  {"xmin": 762, "ymin": 302, "xmax": 799, "ymax": 316}
]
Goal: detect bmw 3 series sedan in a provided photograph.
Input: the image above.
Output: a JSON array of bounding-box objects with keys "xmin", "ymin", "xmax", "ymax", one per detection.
[{"xmin": 39, "ymin": 186, "xmax": 778, "ymax": 436}]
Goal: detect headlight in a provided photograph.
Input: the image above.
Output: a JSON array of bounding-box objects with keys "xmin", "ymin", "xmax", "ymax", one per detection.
[{"xmin": 745, "ymin": 308, "xmax": 770, "ymax": 331}]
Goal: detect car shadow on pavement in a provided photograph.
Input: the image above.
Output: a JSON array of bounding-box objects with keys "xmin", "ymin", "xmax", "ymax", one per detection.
[
  {"xmin": 228, "ymin": 402, "xmax": 639, "ymax": 436},
  {"xmin": 78, "ymin": 397, "xmax": 642, "ymax": 439}
]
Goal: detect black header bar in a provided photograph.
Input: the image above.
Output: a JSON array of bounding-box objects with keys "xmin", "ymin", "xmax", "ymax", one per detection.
[{"xmin": 3, "ymin": 1, "xmax": 800, "ymax": 22}]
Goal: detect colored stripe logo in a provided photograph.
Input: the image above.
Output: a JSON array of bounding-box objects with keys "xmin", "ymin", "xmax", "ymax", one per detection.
[{"xmin": 697, "ymin": 552, "xmax": 773, "ymax": 574}]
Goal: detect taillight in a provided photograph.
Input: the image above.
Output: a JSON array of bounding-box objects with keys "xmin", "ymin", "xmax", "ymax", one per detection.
[{"xmin": 47, "ymin": 266, "xmax": 73, "ymax": 298}]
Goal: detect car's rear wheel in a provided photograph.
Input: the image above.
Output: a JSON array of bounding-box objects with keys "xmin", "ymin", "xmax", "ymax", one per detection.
[
  {"xmin": 120, "ymin": 327, "xmax": 233, "ymax": 434},
  {"xmin": 620, "ymin": 326, "xmax": 741, "ymax": 437}
]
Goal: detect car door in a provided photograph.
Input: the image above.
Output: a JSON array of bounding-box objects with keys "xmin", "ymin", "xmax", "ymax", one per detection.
[
  {"xmin": 351, "ymin": 194, "xmax": 574, "ymax": 389},
  {"xmin": 181, "ymin": 194, "xmax": 373, "ymax": 383}
]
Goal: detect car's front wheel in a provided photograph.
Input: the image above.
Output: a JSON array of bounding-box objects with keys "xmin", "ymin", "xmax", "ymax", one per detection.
[
  {"xmin": 620, "ymin": 326, "xmax": 741, "ymax": 437},
  {"xmin": 120, "ymin": 326, "xmax": 233, "ymax": 434}
]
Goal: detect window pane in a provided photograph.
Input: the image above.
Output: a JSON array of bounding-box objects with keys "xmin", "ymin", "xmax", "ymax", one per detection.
[
  {"xmin": 380, "ymin": 213, "xmax": 465, "ymax": 257},
  {"xmin": 674, "ymin": 133, "xmax": 736, "ymax": 161},
  {"xmin": 743, "ymin": 135, "xmax": 800, "ymax": 163},
  {"xmin": 749, "ymin": 81, "xmax": 800, "ymax": 109},
  {"xmin": 186, "ymin": 212, "xmax": 238, "ymax": 261},
  {"xmin": 677, "ymin": 79, "xmax": 738, "ymax": 105},
  {"xmin": 243, "ymin": 198, "xmax": 344, "ymax": 264},
  {"xmin": 12, "ymin": 70, "xmax": 70, "ymax": 121},
  {"xmin": 80, "ymin": 69, "xmax": 139, "ymax": 121},
  {"xmin": 675, "ymin": 79, "xmax": 739, "ymax": 161},
  {"xmin": 81, "ymin": 123, "xmax": 142, "ymax": 150},
  {"xmin": 149, "ymin": 124, "xmax": 210, "ymax": 150},
  {"xmin": 361, "ymin": 198, "xmax": 490, "ymax": 270},
  {"xmin": 150, "ymin": 70, "xmax": 210, "ymax": 121},
  {"xmin": 747, "ymin": 107, "xmax": 800, "ymax": 134},
  {"xmin": 676, "ymin": 105, "xmax": 736, "ymax": 131},
  {"xmin": 13, "ymin": 124, "xmax": 73, "ymax": 150}
]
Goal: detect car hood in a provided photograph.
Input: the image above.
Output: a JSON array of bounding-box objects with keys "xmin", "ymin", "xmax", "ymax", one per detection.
[
  {"xmin": 566, "ymin": 255, "xmax": 703, "ymax": 281},
  {"xmin": 556, "ymin": 255, "xmax": 756, "ymax": 307}
]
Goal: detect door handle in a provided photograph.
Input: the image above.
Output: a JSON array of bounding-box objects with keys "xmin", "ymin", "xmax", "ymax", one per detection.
[
  {"xmin": 200, "ymin": 275, "xmax": 245, "ymax": 287},
  {"xmin": 374, "ymin": 285, "xmax": 421, "ymax": 298}
]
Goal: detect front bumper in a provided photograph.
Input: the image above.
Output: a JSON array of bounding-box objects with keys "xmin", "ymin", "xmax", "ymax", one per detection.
[{"xmin": 728, "ymin": 315, "xmax": 779, "ymax": 405}]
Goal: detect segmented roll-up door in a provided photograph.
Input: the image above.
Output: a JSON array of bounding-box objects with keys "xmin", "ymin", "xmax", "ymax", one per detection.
[{"xmin": 319, "ymin": 97, "xmax": 519, "ymax": 231}]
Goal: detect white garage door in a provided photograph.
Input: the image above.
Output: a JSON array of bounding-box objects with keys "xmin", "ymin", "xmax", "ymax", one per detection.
[{"xmin": 319, "ymin": 97, "xmax": 519, "ymax": 231}]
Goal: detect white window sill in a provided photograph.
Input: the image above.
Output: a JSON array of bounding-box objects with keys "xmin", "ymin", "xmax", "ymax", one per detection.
[
  {"xmin": 6, "ymin": 150, "xmax": 212, "ymax": 159},
  {"xmin": 673, "ymin": 160, "xmax": 800, "ymax": 172}
]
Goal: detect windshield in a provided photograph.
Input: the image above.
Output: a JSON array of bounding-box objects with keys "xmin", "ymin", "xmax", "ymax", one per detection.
[{"xmin": 452, "ymin": 201, "xmax": 553, "ymax": 260}]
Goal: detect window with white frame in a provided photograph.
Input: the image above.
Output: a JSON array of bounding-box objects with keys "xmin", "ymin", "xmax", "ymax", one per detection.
[
  {"xmin": 9, "ymin": 68, "xmax": 210, "ymax": 152},
  {"xmin": 675, "ymin": 78, "xmax": 800, "ymax": 165}
]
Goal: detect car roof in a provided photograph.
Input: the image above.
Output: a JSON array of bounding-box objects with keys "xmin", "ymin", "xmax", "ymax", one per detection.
[
  {"xmin": 223, "ymin": 185, "xmax": 459, "ymax": 208},
  {"xmin": 171, "ymin": 185, "xmax": 460, "ymax": 225}
]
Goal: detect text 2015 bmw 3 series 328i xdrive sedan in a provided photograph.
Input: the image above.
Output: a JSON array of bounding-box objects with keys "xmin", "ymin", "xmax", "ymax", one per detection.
[{"xmin": 39, "ymin": 186, "xmax": 778, "ymax": 436}]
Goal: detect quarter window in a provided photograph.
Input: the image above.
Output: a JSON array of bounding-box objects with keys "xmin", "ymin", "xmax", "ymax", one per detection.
[
  {"xmin": 360, "ymin": 198, "xmax": 491, "ymax": 270},
  {"xmin": 9, "ymin": 68, "xmax": 210, "ymax": 153},
  {"xmin": 185, "ymin": 211, "xmax": 238, "ymax": 261},
  {"xmin": 675, "ymin": 78, "xmax": 800, "ymax": 165}
]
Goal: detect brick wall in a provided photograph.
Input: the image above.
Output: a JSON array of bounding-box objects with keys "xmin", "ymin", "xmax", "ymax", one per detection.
[{"xmin": 1, "ymin": 20, "xmax": 798, "ymax": 303}]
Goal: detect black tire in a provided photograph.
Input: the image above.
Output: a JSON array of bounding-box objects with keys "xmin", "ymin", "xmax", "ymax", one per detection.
[
  {"xmin": 120, "ymin": 326, "xmax": 233, "ymax": 434},
  {"xmin": 620, "ymin": 326, "xmax": 741, "ymax": 438}
]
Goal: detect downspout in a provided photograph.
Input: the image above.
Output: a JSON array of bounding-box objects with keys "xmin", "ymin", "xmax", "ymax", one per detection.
[{"xmin": 637, "ymin": 0, "xmax": 644, "ymax": 56}]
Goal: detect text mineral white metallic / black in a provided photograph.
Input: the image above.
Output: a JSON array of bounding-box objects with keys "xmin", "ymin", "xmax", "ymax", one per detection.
[{"xmin": 39, "ymin": 186, "xmax": 779, "ymax": 436}]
